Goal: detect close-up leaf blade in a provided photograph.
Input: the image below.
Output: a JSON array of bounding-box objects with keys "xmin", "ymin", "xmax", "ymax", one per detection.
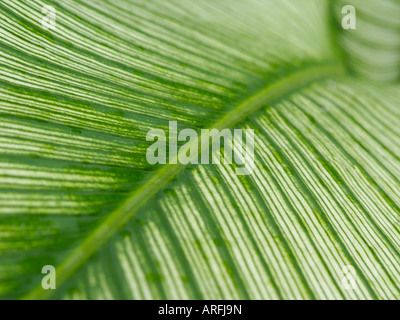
[{"xmin": 0, "ymin": 0, "xmax": 399, "ymax": 300}]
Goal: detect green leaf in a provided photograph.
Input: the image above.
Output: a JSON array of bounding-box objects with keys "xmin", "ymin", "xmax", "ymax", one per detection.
[
  {"xmin": 332, "ymin": 0, "xmax": 400, "ymax": 82},
  {"xmin": 1, "ymin": 0, "xmax": 400, "ymax": 300}
]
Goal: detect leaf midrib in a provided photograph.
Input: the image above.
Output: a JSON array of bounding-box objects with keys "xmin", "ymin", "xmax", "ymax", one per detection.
[{"xmin": 23, "ymin": 62, "xmax": 345, "ymax": 300}]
